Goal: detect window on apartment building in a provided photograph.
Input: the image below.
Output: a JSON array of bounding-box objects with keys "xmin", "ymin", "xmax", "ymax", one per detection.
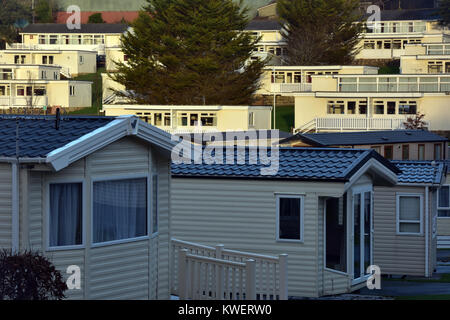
[
  {"xmin": 359, "ymin": 102, "xmax": 368, "ymax": 115},
  {"xmin": 42, "ymin": 56, "xmax": 48, "ymax": 64},
  {"xmin": 398, "ymin": 101, "xmax": 417, "ymax": 115},
  {"xmin": 384, "ymin": 145, "xmax": 393, "ymax": 160},
  {"xmin": 16, "ymin": 86, "xmax": 25, "ymax": 96},
  {"xmin": 123, "ymin": 54, "xmax": 129, "ymax": 62},
  {"xmin": 371, "ymin": 146, "xmax": 381, "ymax": 154},
  {"xmin": 393, "ymin": 40, "xmax": 402, "ymax": 50},
  {"xmin": 49, "ymin": 56, "xmax": 54, "ymax": 64},
  {"xmin": 14, "ymin": 55, "xmax": 20, "ymax": 64},
  {"xmin": 276, "ymin": 47, "xmax": 282, "ymax": 56},
  {"xmin": 39, "ymin": 35, "xmax": 46, "ymax": 44},
  {"xmin": 327, "ymin": 101, "xmax": 344, "ymax": 114},
  {"xmin": 397, "ymin": 194, "xmax": 422, "ymax": 234},
  {"xmin": 387, "ymin": 101, "xmax": 396, "ymax": 114},
  {"xmin": 438, "ymin": 186, "xmax": 450, "ymax": 217},
  {"xmin": 0, "ymin": 86, "xmax": 7, "ymax": 96},
  {"xmin": 26, "ymin": 86, "xmax": 32, "ymax": 96},
  {"xmin": 49, "ymin": 182, "xmax": 83, "ymax": 247},
  {"xmin": 49, "ymin": 35, "xmax": 58, "ymax": 44},
  {"xmin": 248, "ymin": 112, "xmax": 255, "ymax": 127},
  {"xmin": 347, "ymin": 102, "xmax": 356, "ymax": 114},
  {"xmin": 93, "ymin": 178, "xmax": 148, "ymax": 244},
  {"xmin": 364, "ymin": 41, "xmax": 375, "ymax": 49},
  {"xmin": 152, "ymin": 175, "xmax": 158, "ymax": 234},
  {"xmin": 41, "ymin": 71, "xmax": 47, "ymax": 79},
  {"xmin": 34, "ymin": 86, "xmax": 46, "ymax": 96},
  {"xmin": 374, "ymin": 101, "xmax": 384, "ymax": 114},
  {"xmin": 164, "ymin": 113, "xmax": 171, "ymax": 126},
  {"xmin": 418, "ymin": 144, "xmax": 425, "ymax": 160},
  {"xmin": 69, "ymin": 85, "xmax": 75, "ymax": 96},
  {"xmin": 179, "ymin": 113, "xmax": 188, "ymax": 126},
  {"xmin": 201, "ymin": 113, "xmax": 217, "ymax": 127},
  {"xmin": 277, "ymin": 195, "xmax": 303, "ymax": 241},
  {"xmin": 54, "ymin": 72, "xmax": 58, "ymax": 80},
  {"xmin": 434, "ymin": 143, "xmax": 442, "ymax": 160},
  {"xmin": 428, "ymin": 62, "xmax": 443, "ymax": 74},
  {"xmin": 325, "ymin": 196, "xmax": 347, "ymax": 273},
  {"xmin": 154, "ymin": 113, "xmax": 162, "ymax": 126},
  {"xmin": 402, "ymin": 145, "xmax": 409, "ymax": 160},
  {"xmin": 80, "ymin": 56, "xmax": 84, "ymax": 64},
  {"xmin": 377, "ymin": 41, "xmax": 383, "ymax": 49},
  {"xmin": 384, "ymin": 41, "xmax": 392, "ymax": 49},
  {"xmin": 190, "ymin": 114, "xmax": 199, "ymax": 126},
  {"xmin": 93, "ymin": 35, "xmax": 104, "ymax": 44}
]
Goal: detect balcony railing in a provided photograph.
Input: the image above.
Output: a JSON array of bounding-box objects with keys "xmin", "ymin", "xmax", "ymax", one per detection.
[
  {"xmin": 271, "ymin": 83, "xmax": 312, "ymax": 93},
  {"xmin": 339, "ymin": 76, "xmax": 450, "ymax": 93},
  {"xmin": 0, "ymin": 96, "xmax": 48, "ymax": 107},
  {"xmin": 295, "ymin": 116, "xmax": 408, "ymax": 133}
]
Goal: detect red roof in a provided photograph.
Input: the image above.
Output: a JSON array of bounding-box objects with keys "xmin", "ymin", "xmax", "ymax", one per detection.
[{"xmin": 56, "ymin": 11, "xmax": 140, "ymax": 24}]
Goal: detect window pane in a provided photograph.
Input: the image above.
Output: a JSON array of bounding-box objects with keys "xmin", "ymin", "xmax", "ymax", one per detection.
[
  {"xmin": 439, "ymin": 186, "xmax": 450, "ymax": 208},
  {"xmin": 325, "ymin": 196, "xmax": 347, "ymax": 272},
  {"xmin": 93, "ymin": 178, "xmax": 147, "ymax": 243},
  {"xmin": 49, "ymin": 183, "xmax": 82, "ymax": 247},
  {"xmin": 279, "ymin": 197, "xmax": 301, "ymax": 240},
  {"xmin": 399, "ymin": 196, "xmax": 420, "ymax": 221},
  {"xmin": 438, "ymin": 209, "xmax": 450, "ymax": 217},
  {"xmin": 400, "ymin": 223, "xmax": 420, "ymax": 233}
]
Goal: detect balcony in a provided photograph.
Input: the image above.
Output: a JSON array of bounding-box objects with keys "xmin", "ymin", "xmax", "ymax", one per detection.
[
  {"xmin": 271, "ymin": 83, "xmax": 312, "ymax": 93},
  {"xmin": 294, "ymin": 116, "xmax": 409, "ymax": 133},
  {"xmin": 0, "ymin": 96, "xmax": 48, "ymax": 108}
]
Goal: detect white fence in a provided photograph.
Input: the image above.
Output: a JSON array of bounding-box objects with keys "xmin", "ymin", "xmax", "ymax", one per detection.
[
  {"xmin": 171, "ymin": 238, "xmax": 288, "ymax": 300},
  {"xmin": 295, "ymin": 117, "xmax": 409, "ymax": 133}
]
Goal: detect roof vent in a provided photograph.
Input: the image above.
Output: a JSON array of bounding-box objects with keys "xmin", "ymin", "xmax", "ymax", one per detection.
[
  {"xmin": 381, "ymin": 137, "xmax": 388, "ymax": 141},
  {"xmin": 55, "ymin": 108, "xmax": 60, "ymax": 130}
]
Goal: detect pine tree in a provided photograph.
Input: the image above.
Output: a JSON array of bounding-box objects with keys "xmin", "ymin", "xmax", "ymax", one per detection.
[
  {"xmin": 277, "ymin": 0, "xmax": 364, "ymax": 65},
  {"xmin": 0, "ymin": 0, "xmax": 31, "ymax": 49},
  {"xmin": 438, "ymin": 0, "xmax": 450, "ymax": 27},
  {"xmin": 110, "ymin": 0, "xmax": 266, "ymax": 105}
]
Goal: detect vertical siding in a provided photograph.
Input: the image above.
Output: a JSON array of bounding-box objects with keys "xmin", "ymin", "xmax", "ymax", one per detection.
[
  {"xmin": 373, "ymin": 186, "xmax": 426, "ymax": 276},
  {"xmin": 171, "ymin": 178, "xmax": 346, "ymax": 298},
  {"xmin": 0, "ymin": 163, "xmax": 12, "ymax": 249}
]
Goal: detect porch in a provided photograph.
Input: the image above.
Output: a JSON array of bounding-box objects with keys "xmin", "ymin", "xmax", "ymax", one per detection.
[{"xmin": 294, "ymin": 117, "xmax": 408, "ymax": 133}]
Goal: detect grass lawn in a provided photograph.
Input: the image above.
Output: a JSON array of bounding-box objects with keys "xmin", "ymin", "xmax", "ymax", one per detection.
[
  {"xmin": 69, "ymin": 67, "xmax": 105, "ymax": 115},
  {"xmin": 272, "ymin": 105, "xmax": 294, "ymax": 133}
]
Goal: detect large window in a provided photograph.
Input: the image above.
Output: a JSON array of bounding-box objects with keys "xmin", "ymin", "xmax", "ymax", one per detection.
[
  {"xmin": 438, "ymin": 186, "xmax": 450, "ymax": 217},
  {"xmin": 93, "ymin": 178, "xmax": 148, "ymax": 244},
  {"xmin": 434, "ymin": 143, "xmax": 442, "ymax": 160},
  {"xmin": 384, "ymin": 145, "xmax": 393, "ymax": 160},
  {"xmin": 277, "ymin": 195, "xmax": 303, "ymax": 241},
  {"xmin": 49, "ymin": 183, "xmax": 83, "ymax": 247},
  {"xmin": 325, "ymin": 196, "xmax": 347, "ymax": 273},
  {"xmin": 397, "ymin": 194, "xmax": 422, "ymax": 234}
]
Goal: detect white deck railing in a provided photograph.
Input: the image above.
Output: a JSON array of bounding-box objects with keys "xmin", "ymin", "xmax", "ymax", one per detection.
[
  {"xmin": 295, "ymin": 117, "xmax": 408, "ymax": 133},
  {"xmin": 171, "ymin": 238, "xmax": 288, "ymax": 300},
  {"xmin": 271, "ymin": 83, "xmax": 312, "ymax": 93}
]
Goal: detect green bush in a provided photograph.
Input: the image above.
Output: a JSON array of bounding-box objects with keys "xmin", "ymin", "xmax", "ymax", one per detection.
[{"xmin": 0, "ymin": 250, "xmax": 67, "ymax": 300}]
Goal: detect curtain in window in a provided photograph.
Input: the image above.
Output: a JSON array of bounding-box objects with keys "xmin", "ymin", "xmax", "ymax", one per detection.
[
  {"xmin": 93, "ymin": 178, "xmax": 147, "ymax": 243},
  {"xmin": 279, "ymin": 198, "xmax": 301, "ymax": 240},
  {"xmin": 49, "ymin": 183, "xmax": 82, "ymax": 247}
]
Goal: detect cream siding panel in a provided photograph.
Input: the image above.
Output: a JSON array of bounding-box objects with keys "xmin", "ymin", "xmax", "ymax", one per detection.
[
  {"xmin": 89, "ymin": 241, "xmax": 150, "ymax": 300},
  {"xmin": 46, "ymin": 250, "xmax": 86, "ymax": 300},
  {"xmin": 373, "ymin": 186, "xmax": 426, "ymax": 276},
  {"xmin": 155, "ymin": 151, "xmax": 171, "ymax": 299},
  {"xmin": 323, "ymin": 270, "xmax": 350, "ymax": 295},
  {"xmin": 0, "ymin": 163, "xmax": 12, "ymax": 248},
  {"xmin": 29, "ymin": 172, "xmax": 43, "ymax": 250},
  {"xmin": 437, "ymin": 218, "xmax": 450, "ymax": 236},
  {"xmin": 171, "ymin": 178, "xmax": 346, "ymax": 297}
]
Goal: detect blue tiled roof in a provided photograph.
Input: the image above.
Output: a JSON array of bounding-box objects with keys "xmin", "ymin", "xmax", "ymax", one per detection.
[
  {"xmin": 392, "ymin": 161, "xmax": 447, "ymax": 185},
  {"xmin": 282, "ymin": 130, "xmax": 448, "ymax": 146},
  {"xmin": 0, "ymin": 116, "xmax": 116, "ymax": 158},
  {"xmin": 172, "ymin": 147, "xmax": 399, "ymax": 181}
]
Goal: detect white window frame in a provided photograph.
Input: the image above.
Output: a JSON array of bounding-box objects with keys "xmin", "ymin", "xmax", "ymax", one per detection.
[
  {"xmin": 248, "ymin": 111, "xmax": 255, "ymax": 127},
  {"xmin": 438, "ymin": 185, "xmax": 450, "ymax": 218},
  {"xmin": 69, "ymin": 85, "xmax": 75, "ymax": 96},
  {"xmin": 90, "ymin": 174, "xmax": 151, "ymax": 248},
  {"xmin": 45, "ymin": 178, "xmax": 86, "ymax": 251},
  {"xmin": 396, "ymin": 193, "xmax": 424, "ymax": 235},
  {"xmin": 276, "ymin": 194, "xmax": 304, "ymax": 243}
]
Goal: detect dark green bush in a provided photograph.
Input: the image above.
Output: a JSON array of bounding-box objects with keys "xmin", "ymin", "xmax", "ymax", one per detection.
[{"xmin": 0, "ymin": 250, "xmax": 67, "ymax": 300}]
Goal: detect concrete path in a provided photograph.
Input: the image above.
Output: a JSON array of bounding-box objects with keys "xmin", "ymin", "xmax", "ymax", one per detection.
[{"xmin": 359, "ymin": 279, "xmax": 450, "ymax": 297}]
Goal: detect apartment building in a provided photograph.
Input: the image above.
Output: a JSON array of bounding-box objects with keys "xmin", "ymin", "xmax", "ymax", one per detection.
[
  {"xmin": 0, "ymin": 64, "xmax": 91, "ymax": 110},
  {"xmin": 357, "ymin": 9, "xmax": 449, "ymax": 60},
  {"xmin": 0, "ymin": 49, "xmax": 97, "ymax": 77},
  {"xmin": 11, "ymin": 24, "xmax": 129, "ymax": 55},
  {"xmin": 401, "ymin": 42, "xmax": 450, "ymax": 73}
]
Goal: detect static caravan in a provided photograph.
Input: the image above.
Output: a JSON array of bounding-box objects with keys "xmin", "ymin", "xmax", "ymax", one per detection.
[
  {"xmin": 0, "ymin": 115, "xmax": 175, "ymax": 299},
  {"xmin": 373, "ymin": 161, "xmax": 446, "ymax": 277},
  {"xmin": 171, "ymin": 147, "xmax": 400, "ymax": 297}
]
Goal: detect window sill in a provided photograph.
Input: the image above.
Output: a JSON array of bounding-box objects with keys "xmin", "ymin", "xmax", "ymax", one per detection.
[
  {"xmin": 276, "ymin": 239, "xmax": 304, "ymax": 244},
  {"xmin": 46, "ymin": 245, "xmax": 85, "ymax": 252},
  {"xmin": 91, "ymin": 235, "xmax": 150, "ymax": 248}
]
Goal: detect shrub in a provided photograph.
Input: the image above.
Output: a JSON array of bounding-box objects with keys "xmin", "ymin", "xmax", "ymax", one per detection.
[
  {"xmin": 88, "ymin": 13, "xmax": 105, "ymax": 24},
  {"xmin": 0, "ymin": 250, "xmax": 67, "ymax": 300}
]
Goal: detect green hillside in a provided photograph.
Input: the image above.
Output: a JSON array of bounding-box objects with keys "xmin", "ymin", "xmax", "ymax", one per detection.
[{"xmin": 54, "ymin": 0, "xmax": 273, "ymax": 17}]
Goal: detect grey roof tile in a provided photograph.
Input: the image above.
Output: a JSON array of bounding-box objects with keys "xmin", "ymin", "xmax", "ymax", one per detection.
[
  {"xmin": 0, "ymin": 116, "xmax": 116, "ymax": 158},
  {"xmin": 392, "ymin": 161, "xmax": 447, "ymax": 184}
]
